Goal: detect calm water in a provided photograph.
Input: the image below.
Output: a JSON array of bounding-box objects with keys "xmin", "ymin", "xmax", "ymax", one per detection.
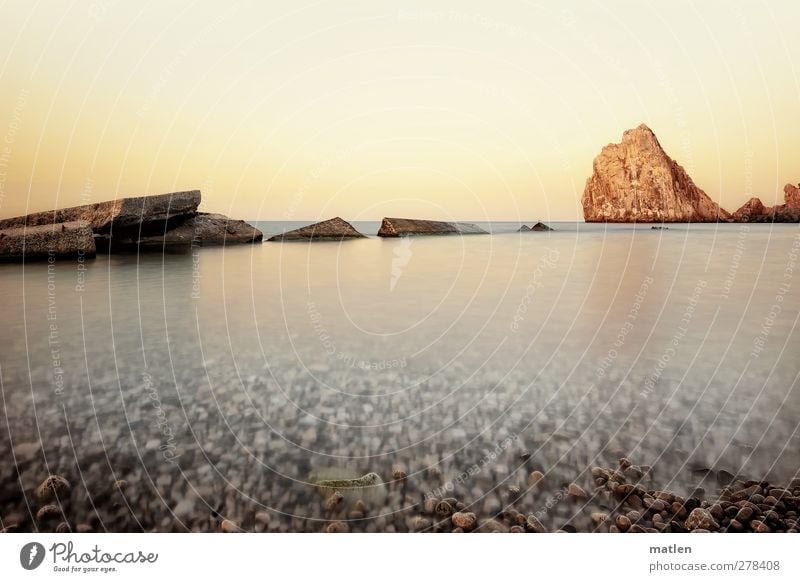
[{"xmin": 1, "ymin": 222, "xmax": 799, "ymax": 531}]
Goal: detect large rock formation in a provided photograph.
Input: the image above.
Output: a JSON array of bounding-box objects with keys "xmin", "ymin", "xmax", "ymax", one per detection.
[
  {"xmin": 267, "ymin": 217, "xmax": 365, "ymax": 241},
  {"xmin": 377, "ymin": 217, "xmax": 488, "ymax": 237},
  {"xmin": 582, "ymin": 124, "xmax": 729, "ymax": 222},
  {"xmin": 0, "ymin": 191, "xmax": 262, "ymax": 260},
  {"xmin": 0, "ymin": 222, "xmax": 96, "ymax": 261}
]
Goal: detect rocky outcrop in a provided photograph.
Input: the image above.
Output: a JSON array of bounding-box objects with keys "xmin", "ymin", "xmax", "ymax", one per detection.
[
  {"xmin": 0, "ymin": 191, "xmax": 201, "ymax": 233},
  {"xmin": 0, "ymin": 191, "xmax": 262, "ymax": 260},
  {"xmin": 0, "ymin": 222, "xmax": 96, "ymax": 262},
  {"xmin": 730, "ymin": 184, "xmax": 800, "ymax": 223},
  {"xmin": 377, "ymin": 218, "xmax": 488, "ymax": 237},
  {"xmin": 582, "ymin": 124, "xmax": 729, "ymax": 222},
  {"xmin": 732, "ymin": 197, "xmax": 768, "ymax": 221},
  {"xmin": 518, "ymin": 222, "xmax": 554, "ymax": 232},
  {"xmin": 267, "ymin": 217, "xmax": 365, "ymax": 241},
  {"xmin": 785, "ymin": 183, "xmax": 800, "ymax": 209}
]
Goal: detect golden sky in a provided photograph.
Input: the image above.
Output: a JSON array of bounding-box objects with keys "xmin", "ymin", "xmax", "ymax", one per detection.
[{"xmin": 0, "ymin": 0, "xmax": 798, "ymax": 221}]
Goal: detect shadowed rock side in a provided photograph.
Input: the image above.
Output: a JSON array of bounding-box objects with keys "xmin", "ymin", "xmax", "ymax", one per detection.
[
  {"xmin": 133, "ymin": 213, "xmax": 263, "ymax": 248},
  {"xmin": 731, "ymin": 184, "xmax": 800, "ymax": 222},
  {"xmin": 267, "ymin": 217, "xmax": 366, "ymax": 241},
  {"xmin": 582, "ymin": 124, "xmax": 729, "ymax": 223},
  {"xmin": 517, "ymin": 225, "xmax": 531, "ymax": 232},
  {"xmin": 0, "ymin": 222, "xmax": 96, "ymax": 261},
  {"xmin": 377, "ymin": 217, "xmax": 488, "ymax": 237}
]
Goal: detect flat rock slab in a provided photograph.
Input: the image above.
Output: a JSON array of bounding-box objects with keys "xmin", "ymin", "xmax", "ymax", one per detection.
[
  {"xmin": 0, "ymin": 222, "xmax": 96, "ymax": 261},
  {"xmin": 267, "ymin": 217, "xmax": 365, "ymax": 241},
  {"xmin": 135, "ymin": 213, "xmax": 263, "ymax": 247},
  {"xmin": 0, "ymin": 190, "xmax": 201, "ymax": 233},
  {"xmin": 377, "ymin": 217, "xmax": 488, "ymax": 237}
]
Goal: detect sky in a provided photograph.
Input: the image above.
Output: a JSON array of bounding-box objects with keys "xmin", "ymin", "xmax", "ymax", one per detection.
[{"xmin": 0, "ymin": 0, "xmax": 798, "ymax": 221}]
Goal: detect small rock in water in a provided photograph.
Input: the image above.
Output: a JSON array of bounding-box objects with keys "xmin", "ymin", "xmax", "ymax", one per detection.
[
  {"xmin": 591, "ymin": 512, "xmax": 609, "ymax": 525},
  {"xmin": 35, "ymin": 475, "xmax": 71, "ymax": 502},
  {"xmin": 391, "ymin": 464, "xmax": 407, "ymax": 482},
  {"xmin": 220, "ymin": 519, "xmax": 243, "ymax": 533},
  {"xmin": 525, "ymin": 514, "xmax": 546, "ymax": 533},
  {"xmin": 527, "ymin": 471, "xmax": 545, "ymax": 488},
  {"xmin": 615, "ymin": 515, "xmax": 631, "ymax": 531},
  {"xmin": 451, "ymin": 512, "xmax": 477, "ymax": 531},
  {"xmin": 685, "ymin": 508, "xmax": 719, "ymax": 531},
  {"xmin": 324, "ymin": 491, "xmax": 344, "ymax": 511},
  {"xmin": 36, "ymin": 505, "xmax": 62, "ymax": 522},
  {"xmin": 568, "ymin": 483, "xmax": 587, "ymax": 500}
]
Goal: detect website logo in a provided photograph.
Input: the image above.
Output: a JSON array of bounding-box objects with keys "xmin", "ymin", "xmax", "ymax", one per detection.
[{"xmin": 20, "ymin": 542, "xmax": 46, "ymax": 570}]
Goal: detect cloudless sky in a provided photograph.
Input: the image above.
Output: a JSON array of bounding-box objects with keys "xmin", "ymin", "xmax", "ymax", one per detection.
[{"xmin": 0, "ymin": 0, "xmax": 798, "ymax": 221}]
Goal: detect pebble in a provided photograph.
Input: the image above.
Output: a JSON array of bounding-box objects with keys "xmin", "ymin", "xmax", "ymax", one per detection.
[
  {"xmin": 36, "ymin": 505, "xmax": 62, "ymax": 521},
  {"xmin": 751, "ymin": 520, "xmax": 769, "ymax": 533},
  {"xmin": 451, "ymin": 512, "xmax": 477, "ymax": 531},
  {"xmin": 685, "ymin": 508, "xmax": 719, "ymax": 531},
  {"xmin": 591, "ymin": 512, "xmax": 609, "ymax": 525},
  {"xmin": 527, "ymin": 471, "xmax": 544, "ymax": 488},
  {"xmin": 220, "ymin": 519, "xmax": 242, "ymax": 533},
  {"xmin": 35, "ymin": 475, "xmax": 71, "ymax": 502},
  {"xmin": 525, "ymin": 514, "xmax": 546, "ymax": 533},
  {"xmin": 325, "ymin": 521, "xmax": 348, "ymax": 533},
  {"xmin": 568, "ymin": 483, "xmax": 587, "ymax": 500},
  {"xmin": 615, "ymin": 515, "xmax": 631, "ymax": 531}
]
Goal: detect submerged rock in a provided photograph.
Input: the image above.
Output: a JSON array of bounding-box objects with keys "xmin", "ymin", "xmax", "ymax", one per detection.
[
  {"xmin": 582, "ymin": 124, "xmax": 729, "ymax": 222},
  {"xmin": 531, "ymin": 222, "xmax": 553, "ymax": 231},
  {"xmin": 267, "ymin": 217, "xmax": 365, "ymax": 241},
  {"xmin": 517, "ymin": 225, "xmax": 531, "ymax": 232},
  {"xmin": 0, "ymin": 222, "xmax": 95, "ymax": 262},
  {"xmin": 377, "ymin": 217, "xmax": 488, "ymax": 237}
]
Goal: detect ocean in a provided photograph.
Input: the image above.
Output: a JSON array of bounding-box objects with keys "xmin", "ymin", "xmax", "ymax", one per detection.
[{"xmin": 1, "ymin": 221, "xmax": 799, "ymax": 531}]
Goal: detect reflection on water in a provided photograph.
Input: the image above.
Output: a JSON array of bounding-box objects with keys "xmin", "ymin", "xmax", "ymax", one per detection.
[{"xmin": 1, "ymin": 222, "xmax": 799, "ymax": 531}]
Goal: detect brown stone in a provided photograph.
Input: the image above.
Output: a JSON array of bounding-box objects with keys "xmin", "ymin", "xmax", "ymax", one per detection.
[
  {"xmin": 377, "ymin": 217, "xmax": 488, "ymax": 237},
  {"xmin": 267, "ymin": 217, "xmax": 365, "ymax": 241},
  {"xmin": 451, "ymin": 511, "xmax": 477, "ymax": 531},
  {"xmin": 685, "ymin": 508, "xmax": 719, "ymax": 531},
  {"xmin": 582, "ymin": 124, "xmax": 729, "ymax": 222}
]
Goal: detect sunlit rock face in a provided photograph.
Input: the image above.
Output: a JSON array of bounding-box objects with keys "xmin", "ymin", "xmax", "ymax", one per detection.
[{"xmin": 582, "ymin": 124, "xmax": 729, "ymax": 223}]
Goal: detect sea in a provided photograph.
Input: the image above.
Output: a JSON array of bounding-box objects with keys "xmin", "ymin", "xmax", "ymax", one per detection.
[{"xmin": 1, "ymin": 221, "xmax": 799, "ymax": 531}]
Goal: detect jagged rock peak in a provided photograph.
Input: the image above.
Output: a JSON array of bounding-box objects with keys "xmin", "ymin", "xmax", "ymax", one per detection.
[{"xmin": 582, "ymin": 124, "xmax": 729, "ymax": 223}]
